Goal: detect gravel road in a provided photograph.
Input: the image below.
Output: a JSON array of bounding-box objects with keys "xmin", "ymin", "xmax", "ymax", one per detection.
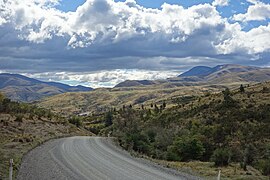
[{"xmin": 17, "ymin": 136, "xmax": 202, "ymax": 180}]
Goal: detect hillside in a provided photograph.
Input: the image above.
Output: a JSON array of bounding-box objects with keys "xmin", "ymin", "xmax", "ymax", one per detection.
[
  {"xmin": 0, "ymin": 94, "xmax": 92, "ymax": 179},
  {"xmin": 37, "ymin": 83, "xmax": 230, "ymax": 115},
  {"xmin": 95, "ymin": 81, "xmax": 270, "ymax": 179},
  {"xmin": 0, "ymin": 73, "xmax": 92, "ymax": 102}
]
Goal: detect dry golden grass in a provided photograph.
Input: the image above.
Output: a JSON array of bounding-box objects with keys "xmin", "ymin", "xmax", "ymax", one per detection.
[
  {"xmin": 38, "ymin": 82, "xmax": 247, "ymax": 115},
  {"xmin": 153, "ymin": 160, "xmax": 268, "ymax": 180}
]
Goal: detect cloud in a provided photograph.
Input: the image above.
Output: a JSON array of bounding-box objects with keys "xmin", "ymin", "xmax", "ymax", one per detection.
[
  {"xmin": 233, "ymin": 2, "xmax": 270, "ymax": 22},
  {"xmin": 24, "ymin": 69, "xmax": 179, "ymax": 88},
  {"xmin": 0, "ymin": 0, "xmax": 269, "ymax": 78},
  {"xmin": 212, "ymin": 0, "xmax": 230, "ymax": 7},
  {"xmin": 1, "ymin": 0, "xmax": 229, "ymax": 46},
  {"xmin": 216, "ymin": 23, "xmax": 270, "ymax": 54},
  {"xmin": 246, "ymin": 0, "xmax": 259, "ymax": 5}
]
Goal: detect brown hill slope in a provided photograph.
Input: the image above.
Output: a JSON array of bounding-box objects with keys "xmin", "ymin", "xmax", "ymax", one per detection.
[
  {"xmin": 0, "ymin": 94, "xmax": 92, "ymax": 179},
  {"xmin": 37, "ymin": 83, "xmax": 235, "ymax": 115},
  {"xmin": 108, "ymin": 81, "xmax": 270, "ymax": 179}
]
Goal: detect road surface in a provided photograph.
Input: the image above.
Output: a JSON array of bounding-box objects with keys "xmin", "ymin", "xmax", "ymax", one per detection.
[{"xmin": 18, "ymin": 137, "xmax": 201, "ymax": 180}]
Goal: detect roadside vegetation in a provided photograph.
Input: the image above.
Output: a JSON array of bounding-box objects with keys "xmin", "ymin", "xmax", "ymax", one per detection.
[
  {"xmin": 84, "ymin": 81, "xmax": 270, "ymax": 179},
  {"xmin": 0, "ymin": 94, "xmax": 91, "ymax": 179}
]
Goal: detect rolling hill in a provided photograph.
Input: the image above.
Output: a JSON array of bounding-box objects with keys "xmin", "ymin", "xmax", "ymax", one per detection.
[
  {"xmin": 37, "ymin": 83, "xmax": 232, "ymax": 116},
  {"xmin": 0, "ymin": 73, "xmax": 92, "ymax": 102}
]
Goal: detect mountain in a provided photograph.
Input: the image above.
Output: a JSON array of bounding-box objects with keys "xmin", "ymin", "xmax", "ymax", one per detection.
[
  {"xmin": 175, "ymin": 64, "xmax": 270, "ymax": 84},
  {"xmin": 0, "ymin": 73, "xmax": 92, "ymax": 102},
  {"xmin": 178, "ymin": 66, "xmax": 213, "ymax": 77},
  {"xmin": 115, "ymin": 64, "xmax": 270, "ymax": 88},
  {"xmin": 179, "ymin": 64, "xmax": 260, "ymax": 78}
]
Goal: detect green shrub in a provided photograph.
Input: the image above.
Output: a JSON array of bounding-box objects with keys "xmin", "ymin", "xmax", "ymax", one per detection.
[
  {"xmin": 167, "ymin": 135, "xmax": 205, "ymax": 161},
  {"xmin": 68, "ymin": 116, "xmax": 82, "ymax": 127},
  {"xmin": 104, "ymin": 111, "xmax": 113, "ymax": 127},
  {"xmin": 15, "ymin": 114, "xmax": 23, "ymax": 122},
  {"xmin": 87, "ymin": 123, "xmax": 105, "ymax": 135},
  {"xmin": 256, "ymin": 159, "xmax": 270, "ymax": 176},
  {"xmin": 211, "ymin": 148, "xmax": 231, "ymax": 166}
]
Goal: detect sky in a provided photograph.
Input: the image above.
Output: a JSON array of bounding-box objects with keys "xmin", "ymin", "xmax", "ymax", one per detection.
[{"xmin": 0, "ymin": 0, "xmax": 270, "ymax": 87}]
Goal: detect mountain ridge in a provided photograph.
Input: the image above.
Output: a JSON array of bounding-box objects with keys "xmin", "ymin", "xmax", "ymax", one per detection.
[
  {"xmin": 114, "ymin": 64, "xmax": 269, "ymax": 88},
  {"xmin": 178, "ymin": 64, "xmax": 260, "ymax": 78},
  {"xmin": 0, "ymin": 73, "xmax": 93, "ymax": 102}
]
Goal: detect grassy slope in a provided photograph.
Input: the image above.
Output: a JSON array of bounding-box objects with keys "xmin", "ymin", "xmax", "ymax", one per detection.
[
  {"xmin": 0, "ymin": 105, "xmax": 92, "ymax": 179},
  {"xmin": 37, "ymin": 82, "xmax": 247, "ymax": 115},
  {"xmin": 109, "ymin": 81, "xmax": 270, "ymax": 179}
]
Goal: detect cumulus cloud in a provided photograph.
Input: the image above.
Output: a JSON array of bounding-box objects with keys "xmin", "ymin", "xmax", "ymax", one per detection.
[
  {"xmin": 233, "ymin": 2, "xmax": 270, "ymax": 22},
  {"xmin": 24, "ymin": 69, "xmax": 179, "ymax": 88},
  {"xmin": 0, "ymin": 0, "xmax": 233, "ymax": 47},
  {"xmin": 216, "ymin": 23, "xmax": 270, "ymax": 54},
  {"xmin": 1, "ymin": 0, "xmax": 267, "ymax": 55},
  {"xmin": 212, "ymin": 0, "xmax": 230, "ymax": 7}
]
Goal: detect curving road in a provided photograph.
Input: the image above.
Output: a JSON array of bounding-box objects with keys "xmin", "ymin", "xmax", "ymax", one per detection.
[{"xmin": 18, "ymin": 137, "xmax": 201, "ymax": 180}]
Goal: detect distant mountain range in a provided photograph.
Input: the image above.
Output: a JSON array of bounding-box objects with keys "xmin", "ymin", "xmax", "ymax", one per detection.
[
  {"xmin": 0, "ymin": 73, "xmax": 92, "ymax": 102},
  {"xmin": 37, "ymin": 64, "xmax": 270, "ymax": 115},
  {"xmin": 1, "ymin": 64, "xmax": 270, "ymax": 102},
  {"xmin": 115, "ymin": 64, "xmax": 270, "ymax": 87},
  {"xmin": 177, "ymin": 64, "xmax": 270, "ymax": 83}
]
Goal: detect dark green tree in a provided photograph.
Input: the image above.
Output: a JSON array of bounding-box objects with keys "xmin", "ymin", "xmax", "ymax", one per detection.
[
  {"xmin": 104, "ymin": 111, "xmax": 113, "ymax": 127},
  {"xmin": 68, "ymin": 116, "xmax": 82, "ymax": 127},
  {"xmin": 163, "ymin": 101, "xmax": 166, "ymax": 109},
  {"xmin": 240, "ymin": 84, "xmax": 245, "ymax": 93}
]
